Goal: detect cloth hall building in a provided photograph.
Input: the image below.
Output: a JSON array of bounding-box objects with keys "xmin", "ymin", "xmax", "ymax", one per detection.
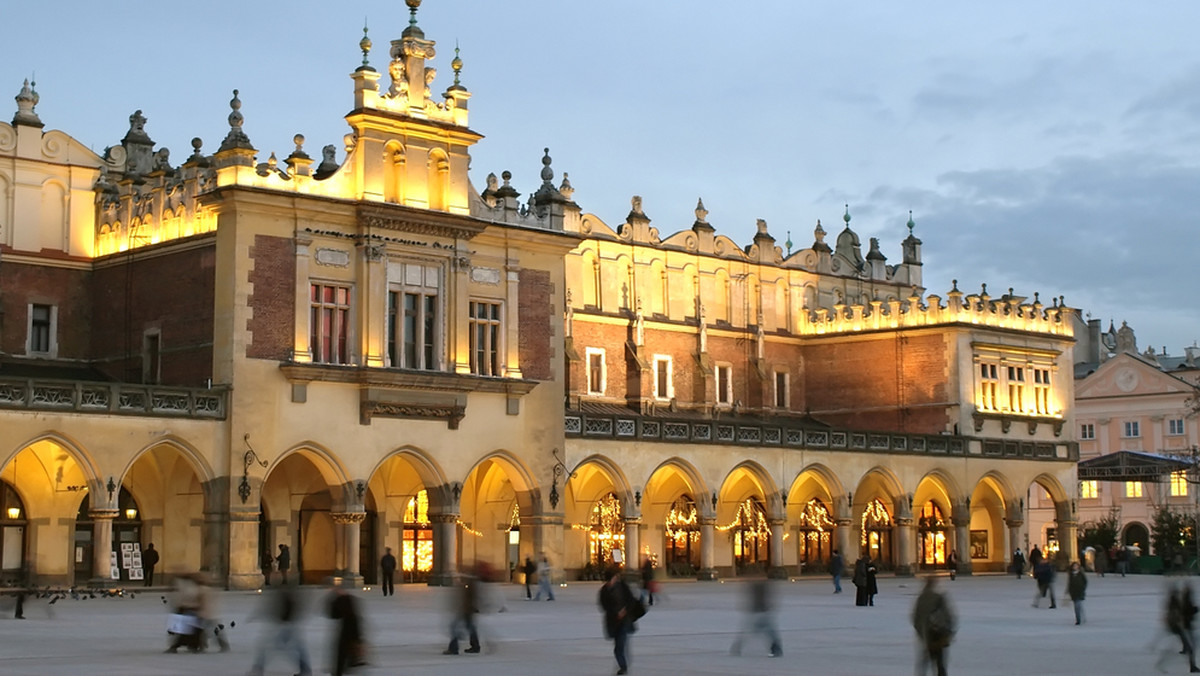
[{"xmin": 0, "ymin": 6, "xmax": 1079, "ymax": 589}]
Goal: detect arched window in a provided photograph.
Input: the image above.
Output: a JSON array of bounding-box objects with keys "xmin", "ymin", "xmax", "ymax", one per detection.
[
  {"xmin": 728, "ymin": 497, "xmax": 769, "ymax": 573},
  {"xmin": 589, "ymin": 493, "xmax": 624, "ymax": 565},
  {"xmin": 664, "ymin": 494, "xmax": 698, "ymax": 576},
  {"xmin": 860, "ymin": 499, "xmax": 892, "ymax": 566},
  {"xmin": 797, "ymin": 498, "xmax": 834, "ymax": 568},
  {"xmin": 402, "ymin": 489, "xmax": 433, "ymax": 582},
  {"xmin": 918, "ymin": 501, "xmax": 948, "ymax": 568},
  {"xmin": 1, "ymin": 480, "xmax": 27, "ymax": 581}
]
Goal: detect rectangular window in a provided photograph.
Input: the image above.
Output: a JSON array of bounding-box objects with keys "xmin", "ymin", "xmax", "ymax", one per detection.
[
  {"xmin": 143, "ymin": 332, "xmax": 161, "ymax": 385},
  {"xmin": 716, "ymin": 364, "xmax": 732, "ymax": 405},
  {"xmin": 1123, "ymin": 421, "xmax": 1140, "ymax": 438},
  {"xmin": 774, "ymin": 371, "xmax": 789, "ymax": 409},
  {"xmin": 1006, "ymin": 365, "xmax": 1025, "ymax": 413},
  {"xmin": 654, "ymin": 356, "xmax": 673, "ymax": 400},
  {"xmin": 1125, "ymin": 481, "xmax": 1143, "ymax": 498},
  {"xmin": 1080, "ymin": 480, "xmax": 1099, "ymax": 499},
  {"xmin": 1080, "ymin": 423, "xmax": 1095, "ymax": 440},
  {"xmin": 1168, "ymin": 419, "xmax": 1185, "ymax": 436},
  {"xmin": 310, "ymin": 284, "xmax": 351, "ymax": 364},
  {"xmin": 586, "ymin": 348, "xmax": 606, "ymax": 395},
  {"xmin": 387, "ymin": 264, "xmax": 440, "ymax": 370},
  {"xmin": 1171, "ymin": 471, "xmax": 1189, "ymax": 497},
  {"xmin": 468, "ymin": 300, "xmax": 502, "ymax": 376},
  {"xmin": 28, "ymin": 303, "xmax": 53, "ymax": 354},
  {"xmin": 979, "ymin": 363, "xmax": 999, "ymax": 411},
  {"xmin": 1032, "ymin": 368, "xmax": 1051, "ymax": 415}
]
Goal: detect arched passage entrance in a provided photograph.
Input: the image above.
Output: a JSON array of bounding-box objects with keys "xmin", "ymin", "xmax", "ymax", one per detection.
[
  {"xmin": 787, "ymin": 465, "xmax": 843, "ymax": 575},
  {"xmin": 969, "ymin": 473, "xmax": 1013, "ymax": 573},
  {"xmin": 643, "ymin": 460, "xmax": 708, "ymax": 578},
  {"xmin": 261, "ymin": 448, "xmax": 348, "ymax": 585},
  {"xmin": 853, "ymin": 468, "xmax": 903, "ymax": 569},
  {"xmin": 564, "ymin": 456, "xmax": 631, "ymax": 577},
  {"xmin": 119, "ymin": 442, "xmax": 210, "ymax": 583},
  {"xmin": 459, "ymin": 453, "xmax": 538, "ymax": 581},
  {"xmin": 718, "ymin": 463, "xmax": 778, "ymax": 577},
  {"xmin": 365, "ymin": 448, "xmax": 449, "ymax": 585}
]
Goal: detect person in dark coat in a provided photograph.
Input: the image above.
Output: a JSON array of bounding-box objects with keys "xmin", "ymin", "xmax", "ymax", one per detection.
[
  {"xmin": 1012, "ymin": 548, "xmax": 1026, "ymax": 579},
  {"xmin": 262, "ymin": 548, "xmax": 275, "ymax": 585},
  {"xmin": 1160, "ymin": 582, "xmax": 1200, "ymax": 673},
  {"xmin": 328, "ymin": 586, "xmax": 363, "ymax": 676},
  {"xmin": 522, "ymin": 557, "xmax": 536, "ymax": 599},
  {"xmin": 443, "ymin": 574, "xmax": 481, "ymax": 655},
  {"xmin": 379, "ymin": 548, "xmax": 396, "ymax": 597},
  {"xmin": 1028, "ymin": 545, "xmax": 1043, "ymax": 576},
  {"xmin": 1066, "ymin": 562, "xmax": 1087, "ymax": 625},
  {"xmin": 1032, "ymin": 560, "xmax": 1056, "ymax": 608},
  {"xmin": 830, "ymin": 549, "xmax": 844, "ymax": 593},
  {"xmin": 912, "ymin": 577, "xmax": 955, "ymax": 676},
  {"xmin": 599, "ymin": 569, "xmax": 638, "ymax": 675},
  {"xmin": 947, "ymin": 548, "xmax": 958, "ymax": 581},
  {"xmin": 142, "ymin": 543, "xmax": 160, "ymax": 587},
  {"xmin": 276, "ymin": 544, "xmax": 291, "ymax": 584},
  {"xmin": 853, "ymin": 554, "xmax": 878, "ymax": 606},
  {"xmin": 640, "ymin": 557, "xmax": 656, "ymax": 606}
]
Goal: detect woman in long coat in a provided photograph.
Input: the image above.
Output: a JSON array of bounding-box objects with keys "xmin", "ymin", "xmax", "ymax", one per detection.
[{"xmin": 852, "ymin": 555, "xmax": 870, "ymax": 606}]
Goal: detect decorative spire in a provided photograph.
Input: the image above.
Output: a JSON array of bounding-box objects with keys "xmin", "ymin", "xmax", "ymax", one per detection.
[
  {"xmin": 695, "ymin": 198, "xmax": 708, "ymax": 223},
  {"xmin": 907, "ymin": 210, "xmax": 915, "ymax": 235},
  {"xmin": 950, "ymin": 279, "xmax": 959, "ymax": 293},
  {"xmin": 359, "ymin": 21, "xmax": 374, "ymax": 71},
  {"xmin": 452, "ymin": 43, "xmax": 463, "ymax": 87},
  {"xmin": 813, "ymin": 219, "xmax": 831, "ymax": 253},
  {"xmin": 217, "ymin": 89, "xmax": 255, "ymax": 153},
  {"xmin": 539, "ymin": 147, "xmax": 554, "ymax": 186},
  {"xmin": 403, "ymin": 0, "xmax": 424, "ymax": 38},
  {"xmin": 13, "ymin": 78, "xmax": 42, "ymax": 127},
  {"xmin": 843, "ymin": 204, "xmax": 852, "ymax": 227},
  {"xmin": 558, "ymin": 172, "xmax": 574, "ymax": 201},
  {"xmin": 785, "ymin": 230, "xmax": 793, "ymax": 255}
]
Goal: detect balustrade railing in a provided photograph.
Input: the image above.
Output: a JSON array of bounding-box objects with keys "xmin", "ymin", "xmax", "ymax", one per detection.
[{"xmin": 0, "ymin": 377, "xmax": 227, "ymax": 419}]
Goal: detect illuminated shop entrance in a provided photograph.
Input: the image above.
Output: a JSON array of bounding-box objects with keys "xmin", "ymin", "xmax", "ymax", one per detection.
[
  {"xmin": 589, "ymin": 493, "xmax": 624, "ymax": 565},
  {"xmin": 918, "ymin": 501, "xmax": 948, "ymax": 568},
  {"xmin": 0, "ymin": 481, "xmax": 27, "ymax": 583},
  {"xmin": 861, "ymin": 499, "xmax": 892, "ymax": 566},
  {"xmin": 728, "ymin": 497, "xmax": 770, "ymax": 574},
  {"xmin": 797, "ymin": 499, "xmax": 833, "ymax": 570},
  {"xmin": 402, "ymin": 490, "xmax": 433, "ymax": 583},
  {"xmin": 664, "ymin": 495, "xmax": 699, "ymax": 576}
]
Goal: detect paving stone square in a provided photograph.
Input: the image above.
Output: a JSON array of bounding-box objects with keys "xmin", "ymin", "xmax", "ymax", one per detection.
[{"xmin": 0, "ymin": 573, "xmax": 1190, "ymax": 675}]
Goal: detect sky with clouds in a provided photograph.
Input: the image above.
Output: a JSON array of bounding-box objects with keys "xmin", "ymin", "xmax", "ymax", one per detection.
[{"xmin": 4, "ymin": 1, "xmax": 1198, "ymax": 353}]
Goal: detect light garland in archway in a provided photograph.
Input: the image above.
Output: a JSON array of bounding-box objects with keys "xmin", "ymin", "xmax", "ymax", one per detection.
[
  {"xmin": 715, "ymin": 498, "xmax": 770, "ymax": 541},
  {"xmin": 457, "ymin": 520, "xmax": 483, "ymax": 537},
  {"xmin": 798, "ymin": 499, "xmax": 834, "ymax": 532},
  {"xmin": 860, "ymin": 498, "xmax": 892, "ymax": 548}
]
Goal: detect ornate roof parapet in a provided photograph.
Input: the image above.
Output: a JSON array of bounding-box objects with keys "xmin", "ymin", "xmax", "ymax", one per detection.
[
  {"xmin": 745, "ymin": 218, "xmax": 783, "ymax": 264},
  {"xmin": 12, "ymin": 78, "xmax": 42, "ymax": 128},
  {"xmin": 214, "ymin": 90, "xmax": 256, "ymax": 170},
  {"xmin": 119, "ymin": 110, "xmax": 156, "ymax": 178},
  {"xmin": 795, "ymin": 281, "xmax": 1075, "ymax": 338},
  {"xmin": 470, "ymin": 153, "xmax": 568, "ymax": 231}
]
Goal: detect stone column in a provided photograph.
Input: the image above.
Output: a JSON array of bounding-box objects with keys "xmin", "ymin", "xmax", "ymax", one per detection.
[
  {"xmin": 834, "ymin": 518, "xmax": 853, "ymax": 560},
  {"xmin": 1056, "ymin": 514, "xmax": 1079, "ymax": 567},
  {"xmin": 894, "ymin": 517, "xmax": 915, "ymax": 577},
  {"xmin": 768, "ymin": 519, "xmax": 787, "ymax": 578},
  {"xmin": 227, "ymin": 509, "xmax": 262, "ymax": 590},
  {"xmin": 332, "ymin": 512, "xmax": 366, "ymax": 585},
  {"xmin": 1006, "ymin": 518, "xmax": 1024, "ymax": 573},
  {"xmin": 698, "ymin": 517, "xmax": 717, "ymax": 580},
  {"xmin": 623, "ymin": 517, "xmax": 641, "ymax": 572},
  {"xmin": 953, "ymin": 517, "xmax": 972, "ymax": 576},
  {"xmin": 88, "ymin": 509, "xmax": 118, "ymax": 588},
  {"xmin": 429, "ymin": 513, "xmax": 459, "ymax": 586}
]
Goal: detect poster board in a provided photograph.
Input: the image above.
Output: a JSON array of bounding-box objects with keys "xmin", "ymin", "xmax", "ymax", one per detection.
[{"xmin": 110, "ymin": 552, "xmax": 120, "ymax": 580}]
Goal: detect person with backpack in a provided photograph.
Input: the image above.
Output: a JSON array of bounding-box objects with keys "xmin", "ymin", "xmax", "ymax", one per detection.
[{"xmin": 912, "ymin": 576, "xmax": 955, "ymax": 676}]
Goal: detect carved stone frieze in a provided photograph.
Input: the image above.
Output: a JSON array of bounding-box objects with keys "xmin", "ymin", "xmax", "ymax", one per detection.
[
  {"xmin": 357, "ymin": 203, "xmax": 485, "ymax": 241},
  {"xmin": 361, "ymin": 400, "xmax": 466, "ymax": 429}
]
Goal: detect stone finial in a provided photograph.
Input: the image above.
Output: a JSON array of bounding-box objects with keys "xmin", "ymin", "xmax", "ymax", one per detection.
[
  {"xmin": 980, "ymin": 283, "xmax": 988, "ymax": 296},
  {"xmin": 813, "ymin": 219, "xmax": 831, "ymax": 253},
  {"xmin": 217, "ymin": 89, "xmax": 255, "ymax": 152},
  {"xmin": 406, "ymin": 0, "xmax": 422, "ymax": 30},
  {"xmin": 695, "ymin": 198, "xmax": 708, "ymax": 223},
  {"xmin": 756, "ymin": 219, "xmax": 769, "ymax": 236},
  {"xmin": 540, "ymin": 148, "xmax": 554, "ymax": 185},
  {"xmin": 907, "ymin": 210, "xmax": 915, "ymax": 235},
  {"xmin": 452, "ymin": 44, "xmax": 463, "ymax": 87},
  {"xmin": 843, "ymin": 204, "xmax": 852, "ymax": 226},
  {"xmin": 785, "ymin": 230, "xmax": 793, "ymax": 255},
  {"xmin": 866, "ymin": 236, "xmax": 886, "ymax": 261},
  {"xmin": 631, "ymin": 195, "xmax": 644, "ymax": 216},
  {"xmin": 188, "ymin": 137, "xmax": 204, "ymax": 161},
  {"xmin": 13, "ymin": 78, "xmax": 42, "ymax": 127},
  {"xmin": 559, "ymin": 172, "xmax": 574, "ymax": 201},
  {"xmin": 494, "ymin": 170, "xmax": 519, "ymax": 199},
  {"xmin": 950, "ymin": 279, "xmax": 959, "ymax": 293}
]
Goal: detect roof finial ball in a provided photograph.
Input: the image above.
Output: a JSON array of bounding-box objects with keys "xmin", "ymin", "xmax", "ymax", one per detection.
[
  {"xmin": 359, "ymin": 21, "xmax": 372, "ymax": 69},
  {"xmin": 406, "ymin": 0, "xmax": 422, "ymax": 27},
  {"xmin": 843, "ymin": 204, "xmax": 851, "ymax": 226},
  {"xmin": 452, "ymin": 44, "xmax": 463, "ymax": 86},
  {"xmin": 907, "ymin": 210, "xmax": 915, "ymax": 234}
]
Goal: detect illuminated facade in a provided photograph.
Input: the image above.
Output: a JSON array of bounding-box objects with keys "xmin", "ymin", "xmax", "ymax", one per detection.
[
  {"xmin": 1038, "ymin": 320, "xmax": 1200, "ymax": 559},
  {"xmin": 0, "ymin": 4, "xmax": 1080, "ymax": 588}
]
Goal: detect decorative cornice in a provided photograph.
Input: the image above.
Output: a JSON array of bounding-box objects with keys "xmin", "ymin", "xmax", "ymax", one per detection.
[
  {"xmin": 357, "ymin": 203, "xmax": 486, "ymax": 241},
  {"xmin": 279, "ymin": 362, "xmax": 538, "ymax": 396},
  {"xmin": 361, "ymin": 400, "xmax": 465, "ymax": 429}
]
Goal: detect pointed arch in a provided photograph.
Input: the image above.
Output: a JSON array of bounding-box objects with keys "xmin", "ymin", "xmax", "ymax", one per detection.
[
  {"xmin": 266, "ymin": 442, "xmax": 351, "ymax": 489},
  {"xmin": 117, "ymin": 436, "xmax": 215, "ymax": 487},
  {"xmin": 3, "ymin": 431, "xmax": 103, "ymax": 489}
]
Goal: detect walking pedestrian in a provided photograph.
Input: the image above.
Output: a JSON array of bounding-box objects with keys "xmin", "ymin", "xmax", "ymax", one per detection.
[
  {"xmin": 443, "ymin": 573, "xmax": 481, "ymax": 655},
  {"xmin": 730, "ymin": 578, "xmax": 782, "ymax": 658},
  {"xmin": 380, "ymin": 547, "xmax": 396, "ymax": 597},
  {"xmin": 599, "ymin": 568, "xmax": 640, "ymax": 675},
  {"xmin": 247, "ymin": 574, "xmax": 312, "ymax": 676},
  {"xmin": 522, "ymin": 556, "xmax": 536, "ymax": 600},
  {"xmin": 328, "ymin": 586, "xmax": 364, "ymax": 675},
  {"xmin": 1117, "ymin": 546, "xmax": 1129, "ymax": 577},
  {"xmin": 830, "ymin": 549, "xmax": 844, "ymax": 594},
  {"xmin": 533, "ymin": 554, "xmax": 555, "ymax": 601},
  {"xmin": 276, "ymin": 544, "xmax": 291, "ymax": 584},
  {"xmin": 853, "ymin": 553, "xmax": 878, "ymax": 606},
  {"xmin": 261, "ymin": 548, "xmax": 274, "ymax": 585},
  {"xmin": 142, "ymin": 543, "xmax": 159, "ymax": 587},
  {"xmin": 1159, "ymin": 582, "xmax": 1200, "ymax": 673},
  {"xmin": 640, "ymin": 556, "xmax": 656, "ymax": 606},
  {"xmin": 1032, "ymin": 559, "xmax": 1056, "ymax": 609},
  {"xmin": 1066, "ymin": 561, "xmax": 1087, "ymax": 625},
  {"xmin": 1029, "ymin": 544, "xmax": 1043, "ymax": 577},
  {"xmin": 1012, "ymin": 548, "xmax": 1025, "ymax": 579},
  {"xmin": 947, "ymin": 548, "xmax": 958, "ymax": 581},
  {"xmin": 912, "ymin": 577, "xmax": 955, "ymax": 676}
]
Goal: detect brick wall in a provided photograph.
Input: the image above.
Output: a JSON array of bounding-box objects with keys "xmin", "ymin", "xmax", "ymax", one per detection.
[
  {"xmin": 246, "ymin": 235, "xmax": 296, "ymax": 361},
  {"xmin": 91, "ymin": 245, "xmax": 216, "ymax": 385},
  {"xmin": 0, "ymin": 261, "xmax": 92, "ymax": 358},
  {"xmin": 803, "ymin": 333, "xmax": 949, "ymax": 434},
  {"xmin": 518, "ymin": 269, "xmax": 553, "ymax": 381}
]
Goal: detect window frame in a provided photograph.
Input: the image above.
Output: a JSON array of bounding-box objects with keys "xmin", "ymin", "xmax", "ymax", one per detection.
[
  {"xmin": 387, "ymin": 262, "xmax": 443, "ymax": 371},
  {"xmin": 1122, "ymin": 421, "xmax": 1140, "ymax": 439},
  {"xmin": 309, "ymin": 282, "xmax": 353, "ymax": 365},
  {"xmin": 653, "ymin": 355, "xmax": 673, "ymax": 401},
  {"xmin": 468, "ymin": 299, "xmax": 503, "ymax": 377},
  {"xmin": 774, "ymin": 370, "xmax": 789, "ymax": 409},
  {"xmin": 1171, "ymin": 471, "xmax": 1189, "ymax": 498},
  {"xmin": 1080, "ymin": 423, "xmax": 1095, "ymax": 440},
  {"xmin": 585, "ymin": 347, "xmax": 607, "ymax": 396},
  {"xmin": 1080, "ymin": 480, "xmax": 1099, "ymax": 500},
  {"xmin": 1168, "ymin": 419, "xmax": 1185, "ymax": 436},
  {"xmin": 26, "ymin": 303, "xmax": 57, "ymax": 356},
  {"xmin": 715, "ymin": 362, "xmax": 733, "ymax": 407},
  {"xmin": 1125, "ymin": 481, "xmax": 1143, "ymax": 498}
]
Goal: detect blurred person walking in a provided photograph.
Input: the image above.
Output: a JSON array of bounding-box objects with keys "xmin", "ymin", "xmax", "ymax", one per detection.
[
  {"xmin": 328, "ymin": 585, "xmax": 365, "ymax": 675},
  {"xmin": 533, "ymin": 554, "xmax": 556, "ymax": 601},
  {"xmin": 730, "ymin": 577, "xmax": 782, "ymax": 658},
  {"xmin": 1012, "ymin": 548, "xmax": 1025, "ymax": 579},
  {"xmin": 522, "ymin": 556, "xmax": 536, "ymax": 600},
  {"xmin": 443, "ymin": 572, "xmax": 481, "ymax": 655},
  {"xmin": 1032, "ymin": 559, "xmax": 1056, "ymax": 609},
  {"xmin": 1066, "ymin": 562, "xmax": 1087, "ymax": 625},
  {"xmin": 1159, "ymin": 581, "xmax": 1200, "ymax": 673},
  {"xmin": 276, "ymin": 544, "xmax": 291, "ymax": 584},
  {"xmin": 247, "ymin": 575, "xmax": 312, "ymax": 676},
  {"xmin": 599, "ymin": 568, "xmax": 641, "ymax": 675},
  {"xmin": 912, "ymin": 577, "xmax": 956, "ymax": 676}
]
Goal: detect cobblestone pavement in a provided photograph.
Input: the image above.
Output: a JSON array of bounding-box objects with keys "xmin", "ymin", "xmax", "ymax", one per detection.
[{"xmin": 0, "ymin": 572, "xmax": 1188, "ymax": 675}]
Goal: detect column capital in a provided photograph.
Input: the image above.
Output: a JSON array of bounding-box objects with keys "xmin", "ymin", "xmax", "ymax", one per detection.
[
  {"xmin": 698, "ymin": 517, "xmax": 717, "ymax": 527},
  {"xmin": 1005, "ymin": 519, "xmax": 1025, "ymax": 528},
  {"xmin": 623, "ymin": 516, "xmax": 643, "ymax": 526},
  {"xmin": 430, "ymin": 513, "xmax": 459, "ymax": 524},
  {"xmin": 835, "ymin": 518, "xmax": 853, "ymax": 528},
  {"xmin": 895, "ymin": 517, "xmax": 914, "ymax": 527},
  {"xmin": 88, "ymin": 509, "xmax": 119, "ymax": 520},
  {"xmin": 952, "ymin": 517, "xmax": 970, "ymax": 528},
  {"xmin": 331, "ymin": 511, "xmax": 367, "ymax": 525},
  {"xmin": 768, "ymin": 518, "xmax": 787, "ymax": 527}
]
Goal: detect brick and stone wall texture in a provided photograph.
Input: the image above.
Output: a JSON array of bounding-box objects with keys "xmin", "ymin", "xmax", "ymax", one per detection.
[
  {"xmin": 246, "ymin": 235, "xmax": 296, "ymax": 361},
  {"xmin": 91, "ymin": 245, "xmax": 216, "ymax": 385},
  {"xmin": 518, "ymin": 269, "xmax": 553, "ymax": 381},
  {"xmin": 0, "ymin": 261, "xmax": 92, "ymax": 358},
  {"xmin": 802, "ymin": 332, "xmax": 950, "ymax": 434}
]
